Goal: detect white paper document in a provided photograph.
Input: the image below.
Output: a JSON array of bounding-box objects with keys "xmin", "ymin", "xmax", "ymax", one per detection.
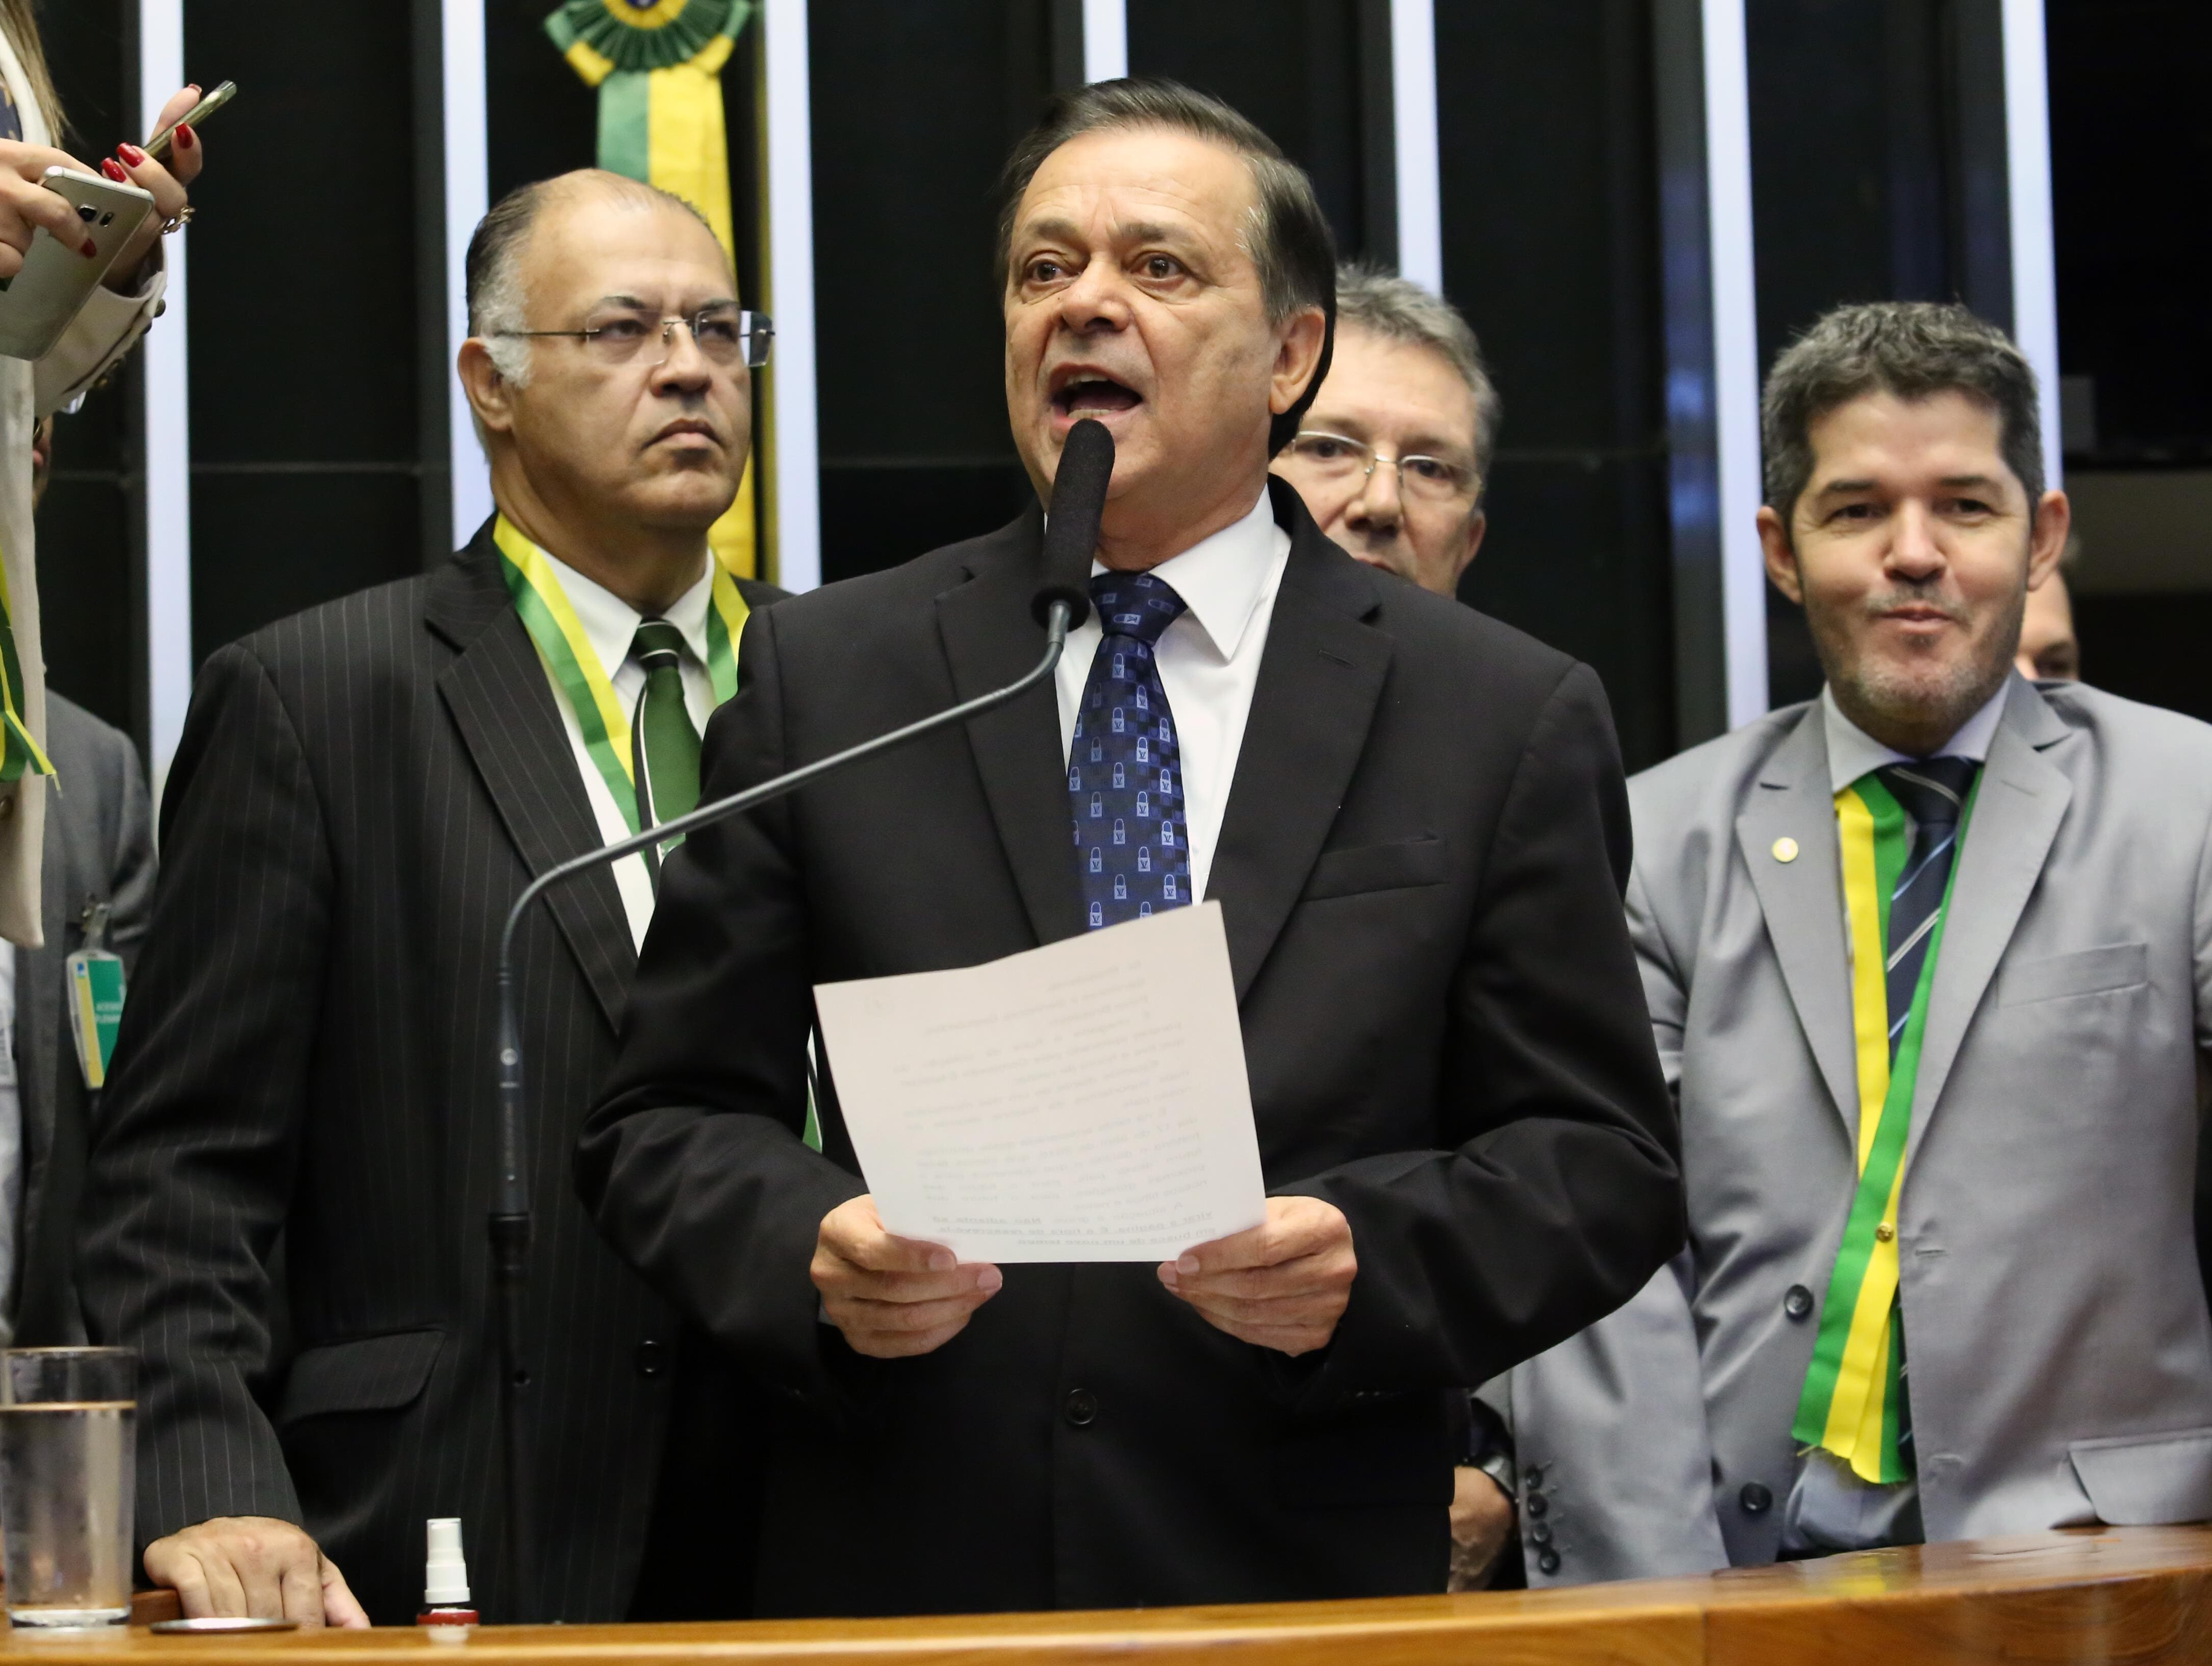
[{"xmin": 812, "ymin": 901, "xmax": 1267, "ymax": 1263}]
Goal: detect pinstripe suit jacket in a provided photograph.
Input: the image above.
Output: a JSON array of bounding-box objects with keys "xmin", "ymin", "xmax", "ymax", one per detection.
[{"xmin": 77, "ymin": 528, "xmax": 782, "ymax": 1624}]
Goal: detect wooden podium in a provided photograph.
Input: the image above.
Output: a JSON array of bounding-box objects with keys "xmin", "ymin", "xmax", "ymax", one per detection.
[{"xmin": 29, "ymin": 1527, "xmax": 2212, "ymax": 1664}]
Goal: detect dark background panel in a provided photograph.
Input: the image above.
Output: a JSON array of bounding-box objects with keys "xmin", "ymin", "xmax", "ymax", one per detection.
[
  {"xmin": 36, "ymin": 0, "xmax": 137, "ymax": 739},
  {"xmin": 181, "ymin": 9, "xmax": 420, "ymax": 469},
  {"xmin": 1745, "ymin": 0, "xmax": 2006, "ymax": 373},
  {"xmin": 189, "ymin": 473, "xmax": 424, "ymax": 655},
  {"xmin": 810, "ymin": 0, "xmax": 1046, "ymax": 464},
  {"xmin": 2048, "ymin": 0, "xmax": 2212, "ymax": 465},
  {"xmin": 35, "ymin": 470, "xmax": 134, "ymax": 731},
  {"xmin": 1126, "ymin": 0, "xmax": 1379, "ymax": 262},
  {"xmin": 1436, "ymin": 0, "xmax": 1675, "ymax": 770},
  {"xmin": 2045, "ymin": 0, "xmax": 2212, "ymax": 724},
  {"xmin": 808, "ymin": 0, "xmax": 1052, "ymax": 582},
  {"xmin": 2071, "ymin": 595, "xmax": 2212, "ymax": 723},
  {"xmin": 184, "ymin": 2, "xmax": 426, "ymax": 660},
  {"xmin": 819, "ymin": 461, "xmax": 1032, "ymax": 584},
  {"xmin": 1461, "ymin": 455, "xmax": 1676, "ymax": 773},
  {"xmin": 486, "ymin": 0, "xmax": 601, "ymax": 203}
]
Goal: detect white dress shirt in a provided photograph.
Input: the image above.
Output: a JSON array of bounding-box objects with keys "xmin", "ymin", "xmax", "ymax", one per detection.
[
  {"xmin": 1822, "ymin": 678, "xmax": 2011, "ymax": 795},
  {"xmin": 533, "ymin": 548, "xmax": 720, "ymax": 950},
  {"xmin": 1053, "ymin": 490, "xmax": 1291, "ymax": 905}
]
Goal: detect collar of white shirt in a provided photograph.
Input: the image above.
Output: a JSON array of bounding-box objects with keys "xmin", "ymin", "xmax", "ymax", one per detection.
[
  {"xmin": 534, "ymin": 544, "xmax": 716, "ymax": 680},
  {"xmin": 1086, "ymin": 489, "xmax": 1281, "ymax": 655},
  {"xmin": 1822, "ymin": 676, "xmax": 2012, "ymax": 795}
]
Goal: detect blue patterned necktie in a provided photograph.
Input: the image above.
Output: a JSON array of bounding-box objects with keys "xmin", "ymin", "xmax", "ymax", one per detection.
[{"xmin": 1069, "ymin": 571, "xmax": 1191, "ymax": 929}]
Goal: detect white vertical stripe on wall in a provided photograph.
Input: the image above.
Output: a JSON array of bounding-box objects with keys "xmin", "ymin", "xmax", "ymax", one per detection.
[
  {"xmin": 444, "ymin": 0, "xmax": 493, "ymax": 545},
  {"xmin": 763, "ymin": 0, "xmax": 820, "ymax": 591},
  {"xmin": 139, "ymin": 0, "xmax": 191, "ymax": 787},
  {"xmin": 2000, "ymin": 0, "xmax": 2062, "ymax": 491},
  {"xmin": 1389, "ymin": 0, "xmax": 1442, "ymax": 292},
  {"xmin": 1701, "ymin": 0, "xmax": 1767, "ymax": 725},
  {"xmin": 1083, "ymin": 0, "xmax": 1128, "ymax": 83}
]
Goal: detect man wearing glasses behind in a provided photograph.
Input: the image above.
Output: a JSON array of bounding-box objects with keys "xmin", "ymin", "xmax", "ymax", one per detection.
[
  {"xmin": 1271, "ymin": 262, "xmax": 1499, "ymax": 600},
  {"xmin": 1272, "ymin": 267, "xmax": 1532, "ymax": 1587},
  {"xmin": 77, "ymin": 172, "xmax": 783, "ymax": 1626}
]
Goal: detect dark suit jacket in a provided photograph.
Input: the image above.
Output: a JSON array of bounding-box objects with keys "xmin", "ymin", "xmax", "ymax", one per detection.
[
  {"xmin": 77, "ymin": 527, "xmax": 784, "ymax": 1624},
  {"xmin": 11, "ymin": 692, "xmax": 156, "ymax": 1346},
  {"xmin": 578, "ymin": 481, "xmax": 1682, "ymax": 1617}
]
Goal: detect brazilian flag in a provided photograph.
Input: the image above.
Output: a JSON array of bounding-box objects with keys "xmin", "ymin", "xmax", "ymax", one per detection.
[{"xmin": 545, "ymin": 0, "xmax": 762, "ymax": 582}]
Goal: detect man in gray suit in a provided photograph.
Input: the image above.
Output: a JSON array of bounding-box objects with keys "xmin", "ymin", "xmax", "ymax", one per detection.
[
  {"xmin": 1502, "ymin": 300, "xmax": 2212, "ymax": 1581},
  {"xmin": 3, "ymin": 416, "xmax": 156, "ymax": 1349}
]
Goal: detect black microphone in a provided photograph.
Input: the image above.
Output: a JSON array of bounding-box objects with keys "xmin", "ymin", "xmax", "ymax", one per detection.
[
  {"xmin": 1029, "ymin": 417, "xmax": 1113, "ymax": 629},
  {"xmin": 484, "ymin": 419, "xmax": 1115, "ymax": 1620}
]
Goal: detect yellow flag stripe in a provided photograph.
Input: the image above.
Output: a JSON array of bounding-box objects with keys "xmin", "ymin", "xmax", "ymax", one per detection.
[
  {"xmin": 492, "ymin": 517, "xmax": 635, "ymax": 782},
  {"xmin": 1822, "ymin": 787, "xmax": 1904, "ymax": 1467},
  {"xmin": 1837, "ymin": 788, "xmax": 1890, "ymax": 1168}
]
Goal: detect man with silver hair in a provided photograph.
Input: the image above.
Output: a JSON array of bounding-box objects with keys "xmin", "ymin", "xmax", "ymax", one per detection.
[
  {"xmin": 1272, "ymin": 261, "xmax": 1499, "ymax": 596},
  {"xmin": 79, "ymin": 169, "xmax": 783, "ymax": 1626}
]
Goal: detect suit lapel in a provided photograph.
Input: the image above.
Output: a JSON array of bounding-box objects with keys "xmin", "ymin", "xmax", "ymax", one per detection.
[
  {"xmin": 428, "ymin": 532, "xmax": 634, "ymax": 1030},
  {"xmin": 1736, "ymin": 708, "xmax": 1861, "ymax": 1142},
  {"xmin": 935, "ymin": 507, "xmax": 1088, "ymax": 949},
  {"xmin": 1901, "ymin": 678, "xmax": 2072, "ymax": 1173},
  {"xmin": 1209, "ymin": 483, "xmax": 1391, "ymax": 1001}
]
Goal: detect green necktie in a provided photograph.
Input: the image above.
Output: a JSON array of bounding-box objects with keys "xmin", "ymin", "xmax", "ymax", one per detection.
[{"xmin": 630, "ymin": 620, "xmax": 700, "ymax": 834}]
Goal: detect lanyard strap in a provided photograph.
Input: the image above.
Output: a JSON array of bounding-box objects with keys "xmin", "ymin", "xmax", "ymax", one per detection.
[
  {"xmin": 1792, "ymin": 771, "xmax": 1981, "ymax": 1482},
  {"xmin": 493, "ymin": 515, "xmax": 747, "ymax": 835}
]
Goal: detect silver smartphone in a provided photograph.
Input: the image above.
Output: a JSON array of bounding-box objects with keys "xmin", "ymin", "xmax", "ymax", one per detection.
[{"xmin": 0, "ymin": 169, "xmax": 156, "ymax": 362}]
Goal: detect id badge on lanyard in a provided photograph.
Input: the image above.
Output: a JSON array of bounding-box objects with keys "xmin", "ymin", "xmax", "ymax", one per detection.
[{"xmin": 65, "ymin": 900, "xmax": 124, "ymax": 1092}]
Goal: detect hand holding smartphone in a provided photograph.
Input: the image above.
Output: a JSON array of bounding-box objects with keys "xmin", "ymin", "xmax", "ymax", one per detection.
[
  {"xmin": 0, "ymin": 170, "xmax": 154, "ymax": 359},
  {"xmin": 142, "ymin": 82, "xmax": 235, "ymax": 166}
]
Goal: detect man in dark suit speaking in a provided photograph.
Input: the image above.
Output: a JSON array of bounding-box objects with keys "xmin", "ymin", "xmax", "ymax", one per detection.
[{"xmin": 580, "ymin": 80, "xmax": 1681, "ymax": 1615}]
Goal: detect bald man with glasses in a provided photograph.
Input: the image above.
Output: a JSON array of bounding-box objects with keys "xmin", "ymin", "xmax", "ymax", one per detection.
[{"xmin": 79, "ymin": 170, "xmax": 785, "ymax": 1628}]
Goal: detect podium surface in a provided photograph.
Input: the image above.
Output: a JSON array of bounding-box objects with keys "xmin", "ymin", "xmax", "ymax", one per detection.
[{"xmin": 25, "ymin": 1526, "xmax": 2212, "ymax": 1665}]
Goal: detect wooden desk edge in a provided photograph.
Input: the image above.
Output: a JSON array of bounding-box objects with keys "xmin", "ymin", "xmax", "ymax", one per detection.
[{"xmin": 10, "ymin": 1525, "xmax": 2195, "ymax": 1666}]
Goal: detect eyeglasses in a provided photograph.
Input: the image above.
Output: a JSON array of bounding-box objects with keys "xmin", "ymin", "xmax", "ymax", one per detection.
[
  {"xmin": 1282, "ymin": 431, "xmax": 1478, "ymax": 503},
  {"xmin": 494, "ymin": 307, "xmax": 774, "ymax": 369}
]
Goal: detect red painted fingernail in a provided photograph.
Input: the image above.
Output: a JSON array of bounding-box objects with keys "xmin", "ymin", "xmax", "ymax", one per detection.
[
  {"xmin": 100, "ymin": 159, "xmax": 128, "ymax": 182},
  {"xmin": 184, "ymin": 84, "xmax": 200, "ymax": 96},
  {"xmin": 117, "ymin": 143, "xmax": 147, "ymax": 167},
  {"xmin": 82, "ymin": 239, "xmax": 98, "ymax": 258},
  {"xmin": 174, "ymin": 124, "xmax": 194, "ymax": 152}
]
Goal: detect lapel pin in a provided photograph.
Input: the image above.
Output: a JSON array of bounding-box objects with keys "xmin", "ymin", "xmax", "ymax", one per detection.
[{"xmin": 1772, "ymin": 837, "xmax": 1799, "ymax": 864}]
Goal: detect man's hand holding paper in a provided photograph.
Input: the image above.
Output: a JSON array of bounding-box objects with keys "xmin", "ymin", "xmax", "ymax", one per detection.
[
  {"xmin": 812, "ymin": 1194, "xmax": 1003, "ymax": 1359},
  {"xmin": 1157, "ymin": 1196, "xmax": 1356, "ymax": 1357}
]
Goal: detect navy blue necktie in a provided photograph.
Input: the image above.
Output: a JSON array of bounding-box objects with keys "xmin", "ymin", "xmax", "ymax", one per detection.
[
  {"xmin": 1069, "ymin": 572, "xmax": 1190, "ymax": 929},
  {"xmin": 1872, "ymin": 757, "xmax": 1978, "ymax": 1059}
]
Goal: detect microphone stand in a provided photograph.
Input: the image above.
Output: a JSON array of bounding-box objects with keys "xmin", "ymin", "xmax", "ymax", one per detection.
[{"xmin": 485, "ymin": 597, "xmax": 1078, "ymax": 1620}]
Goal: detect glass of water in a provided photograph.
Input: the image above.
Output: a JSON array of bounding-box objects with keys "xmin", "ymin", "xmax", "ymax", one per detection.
[{"xmin": 2, "ymin": 1347, "xmax": 137, "ymax": 1627}]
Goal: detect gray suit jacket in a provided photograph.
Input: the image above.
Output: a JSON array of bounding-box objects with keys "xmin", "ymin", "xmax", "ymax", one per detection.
[
  {"xmin": 9, "ymin": 692, "xmax": 155, "ymax": 1345},
  {"xmin": 1503, "ymin": 675, "xmax": 2212, "ymax": 1579}
]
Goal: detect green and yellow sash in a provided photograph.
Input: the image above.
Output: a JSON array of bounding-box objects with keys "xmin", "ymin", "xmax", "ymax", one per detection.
[
  {"xmin": 544, "ymin": 0, "xmax": 761, "ymax": 584},
  {"xmin": 1791, "ymin": 773, "xmax": 1980, "ymax": 1482},
  {"xmin": 0, "ymin": 548, "xmax": 53, "ymax": 783},
  {"xmin": 492, "ymin": 514, "xmax": 747, "ymax": 837}
]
